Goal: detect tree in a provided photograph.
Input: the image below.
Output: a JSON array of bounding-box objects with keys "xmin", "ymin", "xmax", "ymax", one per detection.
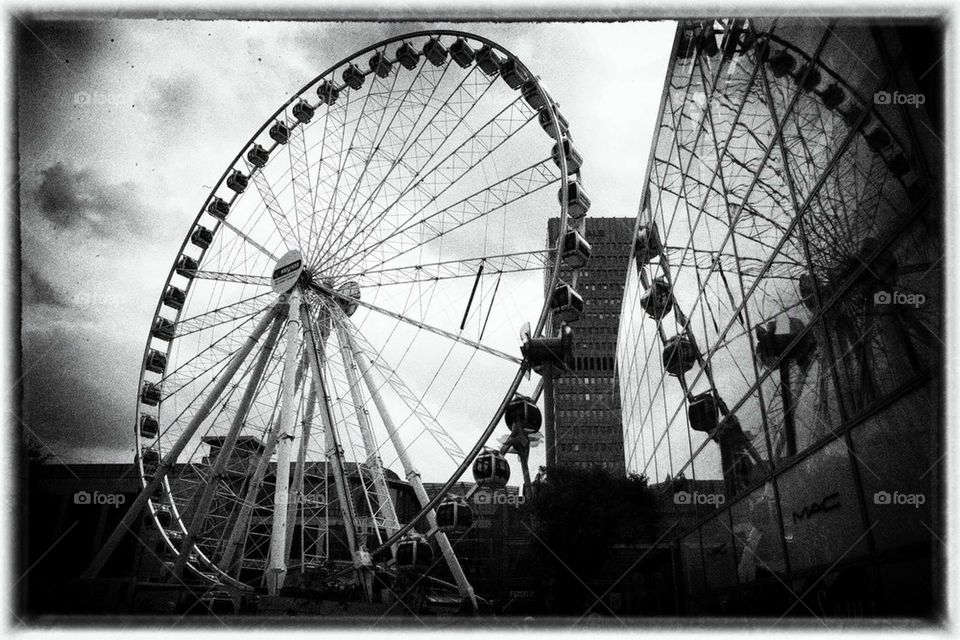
[{"xmin": 525, "ymin": 465, "xmax": 659, "ymax": 614}]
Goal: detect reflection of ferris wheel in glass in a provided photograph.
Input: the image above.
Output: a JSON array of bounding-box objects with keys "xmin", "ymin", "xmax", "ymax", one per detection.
[
  {"xmin": 83, "ymin": 31, "xmax": 591, "ymax": 602},
  {"xmin": 622, "ymin": 19, "xmax": 938, "ymax": 493}
]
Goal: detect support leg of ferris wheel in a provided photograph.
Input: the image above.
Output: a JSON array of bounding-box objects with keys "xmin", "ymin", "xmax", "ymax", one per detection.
[
  {"xmin": 220, "ymin": 401, "xmax": 285, "ymax": 577},
  {"xmin": 285, "ymin": 373, "xmax": 318, "ymax": 568},
  {"xmin": 172, "ymin": 309, "xmax": 286, "ymax": 579},
  {"xmin": 341, "ymin": 321, "xmax": 478, "ymax": 611},
  {"xmin": 266, "ymin": 287, "xmax": 304, "ymax": 595},
  {"xmin": 334, "ymin": 314, "xmax": 400, "ymax": 540},
  {"xmin": 81, "ymin": 303, "xmax": 282, "ymax": 580},
  {"xmin": 221, "ymin": 349, "xmax": 310, "ymax": 578},
  {"xmin": 300, "ymin": 300, "xmax": 363, "ymax": 571}
]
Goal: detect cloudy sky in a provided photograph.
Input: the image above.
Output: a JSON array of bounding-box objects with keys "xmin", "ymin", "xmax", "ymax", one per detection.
[{"xmin": 16, "ymin": 18, "xmax": 675, "ymax": 477}]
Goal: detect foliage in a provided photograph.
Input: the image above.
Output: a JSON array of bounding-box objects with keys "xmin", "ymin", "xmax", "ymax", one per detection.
[{"xmin": 524, "ymin": 464, "xmax": 659, "ymax": 613}]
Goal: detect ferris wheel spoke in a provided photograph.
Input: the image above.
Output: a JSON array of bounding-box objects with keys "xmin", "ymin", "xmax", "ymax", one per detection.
[
  {"xmin": 309, "ymin": 67, "xmax": 389, "ymax": 265},
  {"xmin": 246, "ymin": 160, "xmax": 302, "ymax": 252},
  {"xmin": 287, "ymin": 122, "xmax": 314, "ymax": 256},
  {"xmin": 160, "ymin": 309, "xmax": 270, "ymax": 401},
  {"xmin": 336, "ymin": 249, "xmax": 551, "ymax": 288},
  {"xmin": 216, "ymin": 216, "xmax": 281, "ymax": 263},
  {"xmin": 342, "ymin": 318, "xmax": 467, "ymax": 465},
  {"xmin": 308, "ymin": 280, "xmax": 521, "ymax": 365},
  {"xmin": 316, "ymin": 61, "xmax": 421, "ymax": 265},
  {"xmin": 326, "ymin": 95, "xmax": 538, "ymax": 275},
  {"xmin": 318, "ymin": 65, "xmax": 494, "ymax": 266},
  {"xmin": 327, "ymin": 158, "xmax": 560, "ymax": 278},
  {"xmin": 173, "ymin": 292, "xmax": 275, "ymax": 337},
  {"xmin": 190, "ymin": 270, "xmax": 273, "ymax": 287},
  {"xmin": 313, "ymin": 61, "xmax": 454, "ymax": 268}
]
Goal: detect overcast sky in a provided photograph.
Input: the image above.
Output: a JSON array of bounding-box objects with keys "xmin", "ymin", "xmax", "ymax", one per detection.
[{"xmin": 17, "ymin": 19, "xmax": 675, "ymax": 480}]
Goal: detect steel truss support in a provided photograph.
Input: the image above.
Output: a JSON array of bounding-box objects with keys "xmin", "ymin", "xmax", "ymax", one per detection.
[
  {"xmin": 285, "ymin": 374, "xmax": 319, "ymax": 568},
  {"xmin": 82, "ymin": 303, "xmax": 282, "ymax": 580},
  {"xmin": 266, "ymin": 287, "xmax": 303, "ymax": 595},
  {"xmin": 334, "ymin": 317, "xmax": 400, "ymax": 538},
  {"xmin": 341, "ymin": 319, "xmax": 477, "ymax": 610},
  {"xmin": 300, "ymin": 300, "xmax": 363, "ymax": 570},
  {"xmin": 172, "ymin": 310, "xmax": 286, "ymax": 579}
]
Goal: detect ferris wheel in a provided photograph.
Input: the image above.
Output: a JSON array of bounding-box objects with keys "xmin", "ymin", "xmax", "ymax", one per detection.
[
  {"xmin": 83, "ymin": 30, "xmax": 590, "ymax": 603},
  {"xmin": 621, "ymin": 19, "xmax": 939, "ymax": 499}
]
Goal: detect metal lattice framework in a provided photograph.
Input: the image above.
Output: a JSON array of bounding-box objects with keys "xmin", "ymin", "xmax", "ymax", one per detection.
[
  {"xmin": 618, "ymin": 19, "xmax": 940, "ymax": 496},
  {"xmin": 83, "ymin": 30, "xmax": 587, "ymax": 603}
]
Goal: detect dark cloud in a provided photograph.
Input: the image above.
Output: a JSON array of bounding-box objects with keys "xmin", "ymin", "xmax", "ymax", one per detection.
[
  {"xmin": 33, "ymin": 161, "xmax": 145, "ymax": 235},
  {"xmin": 22, "ymin": 263, "xmax": 69, "ymax": 308},
  {"xmin": 15, "ymin": 19, "xmax": 110, "ymax": 73},
  {"xmin": 20, "ymin": 325, "xmax": 136, "ymax": 460}
]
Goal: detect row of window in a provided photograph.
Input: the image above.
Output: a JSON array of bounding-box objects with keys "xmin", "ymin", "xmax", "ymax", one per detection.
[
  {"xmin": 561, "ymin": 441, "xmax": 623, "ymax": 456},
  {"xmin": 556, "ymin": 375, "xmax": 616, "ymax": 387}
]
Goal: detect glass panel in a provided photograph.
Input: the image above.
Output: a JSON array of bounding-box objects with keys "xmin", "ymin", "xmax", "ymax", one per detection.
[
  {"xmin": 730, "ymin": 482, "xmax": 786, "ymax": 583},
  {"xmin": 680, "ymin": 530, "xmax": 706, "ymax": 596},
  {"xmin": 701, "ymin": 510, "xmax": 738, "ymax": 589},
  {"xmin": 850, "ymin": 384, "xmax": 938, "ymax": 551},
  {"xmin": 778, "ymin": 439, "xmax": 868, "ymax": 572}
]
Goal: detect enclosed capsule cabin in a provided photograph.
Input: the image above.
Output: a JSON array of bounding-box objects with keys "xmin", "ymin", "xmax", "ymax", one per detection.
[
  {"xmin": 396, "ymin": 42, "xmax": 420, "ymax": 70},
  {"xmin": 368, "ymin": 52, "xmax": 392, "ymax": 78},
  {"xmin": 473, "ymin": 449, "xmax": 510, "ymax": 487},
  {"xmin": 191, "ymin": 226, "xmax": 214, "ymax": 250},
  {"xmin": 152, "ymin": 316, "xmax": 176, "ymax": 341},
  {"xmin": 552, "ymin": 139, "xmax": 583, "ymax": 174},
  {"xmin": 558, "ymin": 181, "xmax": 591, "ymax": 220},
  {"xmin": 538, "ymin": 106, "xmax": 569, "ymax": 140},
  {"xmin": 176, "ymin": 255, "xmax": 199, "ymax": 279},
  {"xmin": 521, "ymin": 80, "xmax": 548, "ymax": 111},
  {"xmin": 292, "ymin": 99, "xmax": 315, "ymax": 123},
  {"xmin": 395, "ymin": 536, "xmax": 433, "ymax": 570},
  {"xmin": 449, "ymin": 37, "xmax": 475, "ymax": 68},
  {"xmin": 269, "ymin": 120, "xmax": 290, "ymax": 144},
  {"xmin": 475, "ymin": 45, "xmax": 503, "ymax": 76},
  {"xmin": 247, "ymin": 144, "xmax": 270, "ymax": 168},
  {"xmin": 521, "ymin": 324, "xmax": 575, "ymax": 372},
  {"xmin": 688, "ymin": 391, "xmax": 720, "ymax": 433},
  {"xmin": 145, "ymin": 349, "xmax": 167, "ymax": 374},
  {"xmin": 316, "ymin": 80, "xmax": 340, "ymax": 105},
  {"xmin": 662, "ymin": 334, "xmax": 700, "ymax": 376},
  {"xmin": 207, "ymin": 197, "xmax": 230, "ymax": 220},
  {"xmin": 499, "ymin": 58, "xmax": 529, "ymax": 90},
  {"xmin": 505, "ymin": 395, "xmax": 542, "ymax": 433},
  {"xmin": 422, "ymin": 37, "xmax": 448, "ymax": 66},
  {"xmin": 343, "ymin": 62, "xmax": 366, "ymax": 89},
  {"xmin": 435, "ymin": 496, "xmax": 473, "ymax": 533},
  {"xmin": 561, "ymin": 229, "xmax": 591, "ymax": 269},
  {"xmin": 633, "ymin": 222, "xmax": 663, "ymax": 268},
  {"xmin": 163, "ymin": 286, "xmax": 186, "ymax": 311},
  {"xmin": 226, "ymin": 170, "xmax": 249, "ymax": 194},
  {"xmin": 640, "ymin": 277, "xmax": 673, "ymax": 319},
  {"xmin": 550, "ymin": 282, "xmax": 584, "ymax": 323},
  {"xmin": 140, "ymin": 382, "xmax": 162, "ymax": 406},
  {"xmin": 139, "ymin": 414, "xmax": 160, "ymax": 438}
]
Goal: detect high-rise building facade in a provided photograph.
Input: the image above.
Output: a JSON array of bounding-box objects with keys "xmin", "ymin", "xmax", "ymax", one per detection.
[
  {"xmin": 547, "ymin": 217, "xmax": 633, "ymax": 474},
  {"xmin": 616, "ymin": 19, "xmax": 942, "ymax": 616}
]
